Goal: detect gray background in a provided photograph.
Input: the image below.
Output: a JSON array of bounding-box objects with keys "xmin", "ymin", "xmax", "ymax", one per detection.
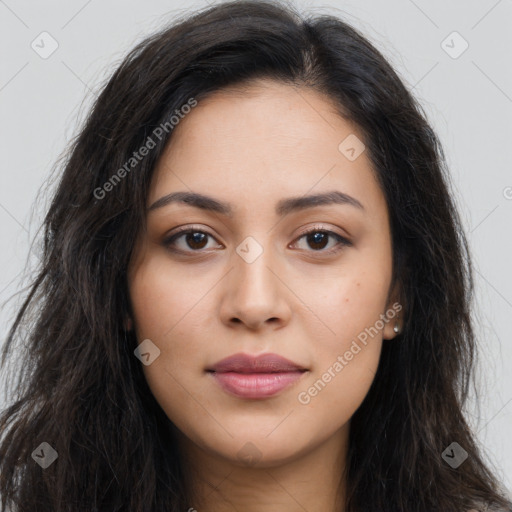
[{"xmin": 1, "ymin": 0, "xmax": 511, "ymax": 491}]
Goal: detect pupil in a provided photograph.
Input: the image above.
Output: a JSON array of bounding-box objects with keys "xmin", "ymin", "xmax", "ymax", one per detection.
[
  {"xmin": 187, "ymin": 232, "xmax": 207, "ymax": 249},
  {"xmin": 308, "ymin": 232, "xmax": 327, "ymax": 250}
]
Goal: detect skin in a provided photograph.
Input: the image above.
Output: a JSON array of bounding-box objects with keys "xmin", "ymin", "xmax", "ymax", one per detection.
[{"xmin": 127, "ymin": 78, "xmax": 401, "ymax": 512}]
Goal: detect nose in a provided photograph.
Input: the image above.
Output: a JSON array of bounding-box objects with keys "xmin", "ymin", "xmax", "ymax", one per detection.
[{"xmin": 219, "ymin": 243, "xmax": 292, "ymax": 331}]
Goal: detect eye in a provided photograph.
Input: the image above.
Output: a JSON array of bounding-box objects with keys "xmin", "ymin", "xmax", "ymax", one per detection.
[
  {"xmin": 163, "ymin": 227, "xmax": 222, "ymax": 253},
  {"xmin": 291, "ymin": 226, "xmax": 352, "ymax": 255},
  {"xmin": 163, "ymin": 225, "xmax": 352, "ymax": 255}
]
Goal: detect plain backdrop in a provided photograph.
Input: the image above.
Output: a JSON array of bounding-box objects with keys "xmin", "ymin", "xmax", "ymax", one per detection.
[{"xmin": 1, "ymin": 0, "xmax": 511, "ymax": 492}]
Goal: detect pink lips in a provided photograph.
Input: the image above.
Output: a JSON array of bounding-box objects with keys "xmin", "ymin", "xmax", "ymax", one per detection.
[{"xmin": 207, "ymin": 352, "xmax": 308, "ymax": 399}]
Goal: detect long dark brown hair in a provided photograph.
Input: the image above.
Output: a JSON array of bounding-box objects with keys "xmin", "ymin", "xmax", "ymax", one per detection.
[{"xmin": 1, "ymin": 1, "xmax": 510, "ymax": 510}]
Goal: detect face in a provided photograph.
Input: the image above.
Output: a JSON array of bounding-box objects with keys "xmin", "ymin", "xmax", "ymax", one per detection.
[{"xmin": 127, "ymin": 79, "xmax": 400, "ymax": 469}]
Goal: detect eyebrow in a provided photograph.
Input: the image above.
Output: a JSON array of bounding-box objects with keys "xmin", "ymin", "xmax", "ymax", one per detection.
[{"xmin": 147, "ymin": 190, "xmax": 365, "ymax": 216}]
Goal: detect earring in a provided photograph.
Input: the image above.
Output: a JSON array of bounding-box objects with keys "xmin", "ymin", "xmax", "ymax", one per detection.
[{"xmin": 393, "ymin": 322, "xmax": 400, "ymax": 334}]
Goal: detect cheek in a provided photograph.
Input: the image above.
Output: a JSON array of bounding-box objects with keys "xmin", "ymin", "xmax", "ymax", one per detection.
[
  {"xmin": 294, "ymin": 258, "xmax": 389, "ymax": 406},
  {"xmin": 129, "ymin": 256, "xmax": 217, "ymax": 390},
  {"xmin": 129, "ymin": 261, "xmax": 208, "ymax": 428},
  {"xmin": 295, "ymin": 274, "xmax": 385, "ymax": 415},
  {"xmin": 298, "ymin": 340, "xmax": 381, "ymax": 431},
  {"xmin": 129, "ymin": 254, "xmax": 207, "ymax": 339},
  {"xmin": 298, "ymin": 268, "xmax": 391, "ymax": 348}
]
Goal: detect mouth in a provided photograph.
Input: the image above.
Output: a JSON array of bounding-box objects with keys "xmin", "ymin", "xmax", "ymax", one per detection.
[{"xmin": 206, "ymin": 352, "xmax": 309, "ymax": 399}]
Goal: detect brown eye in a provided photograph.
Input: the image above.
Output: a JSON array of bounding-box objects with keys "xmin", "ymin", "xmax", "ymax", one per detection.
[
  {"xmin": 163, "ymin": 226, "xmax": 351, "ymax": 256},
  {"xmin": 163, "ymin": 228, "xmax": 221, "ymax": 253},
  {"xmin": 305, "ymin": 231, "xmax": 329, "ymax": 250},
  {"xmin": 182, "ymin": 231, "xmax": 209, "ymax": 250},
  {"xmin": 292, "ymin": 228, "xmax": 352, "ymax": 254}
]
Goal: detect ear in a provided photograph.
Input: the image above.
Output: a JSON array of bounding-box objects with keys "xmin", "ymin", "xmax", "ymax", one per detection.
[
  {"xmin": 124, "ymin": 316, "xmax": 134, "ymax": 331},
  {"xmin": 382, "ymin": 280, "xmax": 404, "ymax": 341}
]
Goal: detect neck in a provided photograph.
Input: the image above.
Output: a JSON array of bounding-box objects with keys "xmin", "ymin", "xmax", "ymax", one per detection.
[{"xmin": 176, "ymin": 424, "xmax": 349, "ymax": 512}]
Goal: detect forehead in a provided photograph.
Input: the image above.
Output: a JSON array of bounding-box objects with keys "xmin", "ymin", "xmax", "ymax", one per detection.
[
  {"xmin": 163, "ymin": 79, "xmax": 355, "ymax": 156},
  {"xmin": 148, "ymin": 80, "xmax": 385, "ymax": 219}
]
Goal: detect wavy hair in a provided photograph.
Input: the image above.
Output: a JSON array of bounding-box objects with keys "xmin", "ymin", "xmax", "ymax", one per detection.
[{"xmin": 1, "ymin": 1, "xmax": 510, "ymax": 510}]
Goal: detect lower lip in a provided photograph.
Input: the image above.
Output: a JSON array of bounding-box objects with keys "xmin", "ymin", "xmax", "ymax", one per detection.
[{"xmin": 209, "ymin": 371, "xmax": 306, "ymax": 399}]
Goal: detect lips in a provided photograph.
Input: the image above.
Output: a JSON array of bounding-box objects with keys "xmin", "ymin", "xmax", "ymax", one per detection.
[
  {"xmin": 207, "ymin": 352, "xmax": 308, "ymax": 399},
  {"xmin": 207, "ymin": 352, "xmax": 306, "ymax": 373}
]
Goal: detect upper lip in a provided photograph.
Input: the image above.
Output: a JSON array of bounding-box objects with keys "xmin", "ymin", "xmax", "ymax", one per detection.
[{"xmin": 207, "ymin": 353, "xmax": 307, "ymax": 373}]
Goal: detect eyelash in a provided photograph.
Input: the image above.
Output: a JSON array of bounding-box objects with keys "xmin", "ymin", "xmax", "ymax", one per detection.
[{"xmin": 162, "ymin": 225, "xmax": 352, "ymax": 256}]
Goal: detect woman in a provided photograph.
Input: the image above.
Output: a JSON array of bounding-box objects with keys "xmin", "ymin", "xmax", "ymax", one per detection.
[{"xmin": 0, "ymin": 1, "xmax": 510, "ymax": 510}]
